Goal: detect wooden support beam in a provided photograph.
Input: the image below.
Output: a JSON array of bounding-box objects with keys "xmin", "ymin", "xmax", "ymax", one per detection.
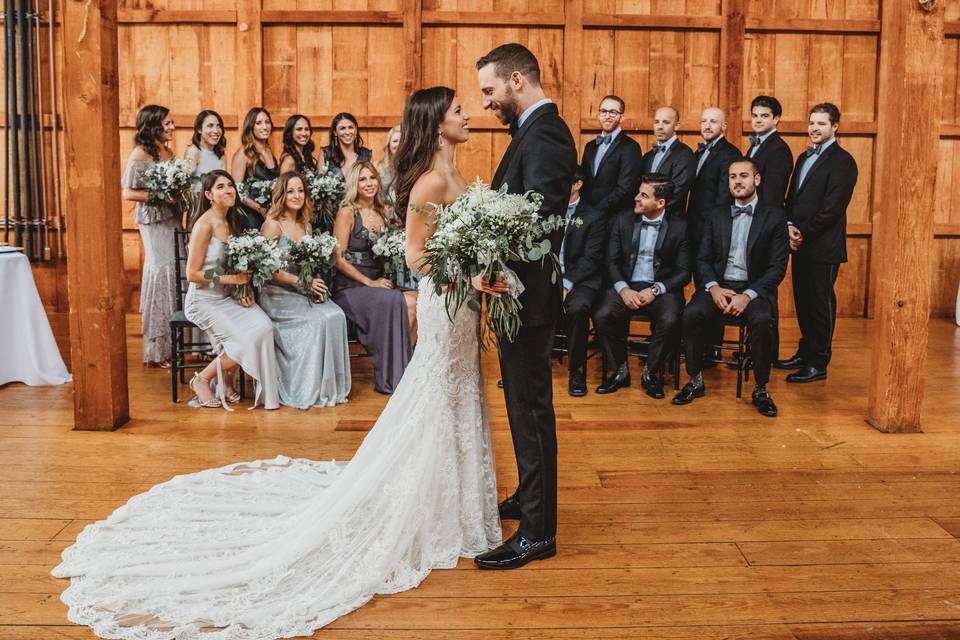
[
  {"xmin": 423, "ymin": 11, "xmax": 562, "ymax": 27},
  {"xmin": 116, "ymin": 10, "xmax": 237, "ymax": 24},
  {"xmin": 59, "ymin": 0, "xmax": 129, "ymax": 430},
  {"xmin": 720, "ymin": 0, "xmax": 745, "ymax": 143},
  {"xmin": 236, "ymin": 0, "xmax": 263, "ymax": 114},
  {"xmin": 402, "ymin": 0, "xmax": 422, "ymax": 97},
  {"xmin": 583, "ymin": 14, "xmax": 721, "ymax": 30},
  {"xmin": 562, "ymin": 0, "xmax": 583, "ymax": 143},
  {"xmin": 866, "ymin": 0, "xmax": 944, "ymax": 433},
  {"xmin": 745, "ymin": 18, "xmax": 881, "ymax": 34},
  {"xmin": 260, "ymin": 10, "xmax": 403, "ymax": 24}
]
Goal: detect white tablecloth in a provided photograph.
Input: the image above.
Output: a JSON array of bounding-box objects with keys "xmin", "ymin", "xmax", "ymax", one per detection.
[{"xmin": 0, "ymin": 249, "xmax": 72, "ymax": 386}]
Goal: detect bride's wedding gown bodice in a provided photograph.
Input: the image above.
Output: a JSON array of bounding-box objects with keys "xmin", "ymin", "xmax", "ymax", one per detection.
[{"xmin": 53, "ymin": 275, "xmax": 502, "ymax": 640}]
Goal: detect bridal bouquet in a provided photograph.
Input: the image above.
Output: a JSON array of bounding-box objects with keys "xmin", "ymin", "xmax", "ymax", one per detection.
[
  {"xmin": 238, "ymin": 178, "xmax": 277, "ymax": 210},
  {"xmin": 370, "ymin": 225, "xmax": 407, "ymax": 281},
  {"xmin": 305, "ymin": 169, "xmax": 346, "ymax": 228},
  {"xmin": 424, "ymin": 179, "xmax": 576, "ymax": 347},
  {"xmin": 141, "ymin": 158, "xmax": 196, "ymax": 214},
  {"xmin": 205, "ymin": 230, "xmax": 285, "ymax": 300},
  {"xmin": 286, "ymin": 231, "xmax": 339, "ymax": 302}
]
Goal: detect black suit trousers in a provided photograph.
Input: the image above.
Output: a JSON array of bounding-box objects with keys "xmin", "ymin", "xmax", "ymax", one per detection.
[
  {"xmin": 791, "ymin": 254, "xmax": 840, "ymax": 369},
  {"xmin": 593, "ymin": 284, "xmax": 682, "ymax": 375},
  {"xmin": 498, "ymin": 322, "xmax": 558, "ymax": 541},
  {"xmin": 563, "ymin": 284, "xmax": 601, "ymax": 373},
  {"xmin": 681, "ymin": 285, "xmax": 775, "ymax": 386}
]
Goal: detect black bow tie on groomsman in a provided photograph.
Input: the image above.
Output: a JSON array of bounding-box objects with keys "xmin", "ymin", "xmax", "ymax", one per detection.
[
  {"xmin": 731, "ymin": 204, "xmax": 754, "ymax": 218},
  {"xmin": 696, "ymin": 142, "xmax": 710, "ymax": 153},
  {"xmin": 651, "ymin": 144, "xmax": 667, "ymax": 153},
  {"xmin": 749, "ymin": 135, "xmax": 761, "ymax": 148},
  {"xmin": 641, "ymin": 219, "xmax": 662, "ymax": 228},
  {"xmin": 805, "ymin": 144, "xmax": 823, "ymax": 157},
  {"xmin": 596, "ymin": 134, "xmax": 613, "ymax": 145}
]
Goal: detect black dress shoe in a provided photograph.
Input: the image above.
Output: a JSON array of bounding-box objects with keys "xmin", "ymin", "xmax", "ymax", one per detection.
[
  {"xmin": 786, "ymin": 366, "xmax": 827, "ymax": 383},
  {"xmin": 498, "ymin": 494, "xmax": 521, "ymax": 520},
  {"xmin": 641, "ymin": 374, "xmax": 665, "ymax": 400},
  {"xmin": 773, "ymin": 353, "xmax": 805, "ymax": 370},
  {"xmin": 672, "ymin": 381, "xmax": 705, "ymax": 405},
  {"xmin": 752, "ymin": 388, "xmax": 778, "ymax": 417},
  {"xmin": 702, "ymin": 346, "xmax": 722, "ymax": 369},
  {"xmin": 596, "ymin": 364, "xmax": 630, "ymax": 394},
  {"xmin": 568, "ymin": 371, "xmax": 587, "ymax": 397},
  {"xmin": 474, "ymin": 532, "xmax": 557, "ymax": 570}
]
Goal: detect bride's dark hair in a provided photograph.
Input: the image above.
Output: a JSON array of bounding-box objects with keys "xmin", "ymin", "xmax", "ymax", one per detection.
[{"xmin": 392, "ymin": 86, "xmax": 455, "ymax": 223}]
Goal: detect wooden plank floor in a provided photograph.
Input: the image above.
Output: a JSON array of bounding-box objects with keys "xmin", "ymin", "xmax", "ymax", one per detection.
[{"xmin": 2, "ymin": 316, "xmax": 960, "ymax": 639}]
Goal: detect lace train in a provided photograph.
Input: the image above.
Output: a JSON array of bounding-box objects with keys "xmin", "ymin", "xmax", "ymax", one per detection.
[{"xmin": 52, "ymin": 276, "xmax": 502, "ymax": 639}]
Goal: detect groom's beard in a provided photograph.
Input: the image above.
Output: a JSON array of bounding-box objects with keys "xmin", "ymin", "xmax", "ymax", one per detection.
[{"xmin": 496, "ymin": 89, "xmax": 521, "ymax": 127}]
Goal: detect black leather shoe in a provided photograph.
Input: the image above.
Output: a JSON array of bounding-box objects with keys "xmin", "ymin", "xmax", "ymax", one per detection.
[
  {"xmin": 702, "ymin": 346, "xmax": 722, "ymax": 369},
  {"xmin": 568, "ymin": 370, "xmax": 587, "ymax": 397},
  {"xmin": 498, "ymin": 494, "xmax": 521, "ymax": 520},
  {"xmin": 596, "ymin": 364, "xmax": 630, "ymax": 394},
  {"xmin": 672, "ymin": 381, "xmax": 705, "ymax": 405},
  {"xmin": 773, "ymin": 354, "xmax": 805, "ymax": 370},
  {"xmin": 786, "ymin": 366, "xmax": 827, "ymax": 383},
  {"xmin": 752, "ymin": 388, "xmax": 778, "ymax": 417},
  {"xmin": 641, "ymin": 374, "xmax": 665, "ymax": 399},
  {"xmin": 474, "ymin": 533, "xmax": 557, "ymax": 570}
]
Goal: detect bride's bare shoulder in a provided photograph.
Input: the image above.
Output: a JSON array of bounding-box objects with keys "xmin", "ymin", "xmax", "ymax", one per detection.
[{"xmin": 409, "ymin": 170, "xmax": 450, "ymax": 209}]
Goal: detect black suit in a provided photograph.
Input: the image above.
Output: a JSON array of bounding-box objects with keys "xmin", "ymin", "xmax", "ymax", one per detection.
[
  {"xmin": 593, "ymin": 211, "xmax": 691, "ymax": 374},
  {"xmin": 681, "ymin": 202, "xmax": 789, "ymax": 386},
  {"xmin": 785, "ymin": 140, "xmax": 858, "ymax": 370},
  {"xmin": 687, "ymin": 136, "xmax": 742, "ymax": 244},
  {"xmin": 639, "ymin": 138, "xmax": 696, "ymax": 216},
  {"xmin": 579, "ymin": 132, "xmax": 642, "ymax": 217},
  {"xmin": 561, "ymin": 201, "xmax": 607, "ymax": 373},
  {"xmin": 747, "ymin": 130, "xmax": 793, "ymax": 208},
  {"xmin": 492, "ymin": 101, "xmax": 577, "ymax": 542}
]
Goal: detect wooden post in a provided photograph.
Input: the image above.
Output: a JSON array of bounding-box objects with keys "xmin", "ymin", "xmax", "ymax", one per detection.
[
  {"xmin": 236, "ymin": 0, "xmax": 263, "ymax": 113},
  {"xmin": 866, "ymin": 0, "xmax": 944, "ymax": 433},
  {"xmin": 402, "ymin": 0, "xmax": 422, "ymax": 96},
  {"xmin": 59, "ymin": 0, "xmax": 129, "ymax": 430},
  {"xmin": 562, "ymin": 0, "xmax": 583, "ymax": 142},
  {"xmin": 719, "ymin": 0, "xmax": 745, "ymax": 142}
]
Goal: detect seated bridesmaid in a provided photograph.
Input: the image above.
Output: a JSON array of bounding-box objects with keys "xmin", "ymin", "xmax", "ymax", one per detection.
[
  {"xmin": 333, "ymin": 161, "xmax": 417, "ymax": 395},
  {"xmin": 259, "ymin": 171, "xmax": 352, "ymax": 409},
  {"xmin": 184, "ymin": 169, "xmax": 280, "ymax": 410}
]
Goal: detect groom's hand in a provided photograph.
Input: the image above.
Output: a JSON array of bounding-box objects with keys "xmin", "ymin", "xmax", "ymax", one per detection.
[{"xmin": 471, "ymin": 274, "xmax": 509, "ymax": 297}]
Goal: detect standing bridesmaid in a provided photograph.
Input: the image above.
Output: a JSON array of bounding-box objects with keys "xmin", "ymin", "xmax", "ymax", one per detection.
[
  {"xmin": 332, "ymin": 161, "xmax": 416, "ymax": 395},
  {"xmin": 279, "ymin": 114, "xmax": 321, "ymax": 175},
  {"xmin": 184, "ymin": 170, "xmax": 280, "ymax": 410},
  {"xmin": 321, "ymin": 112, "xmax": 372, "ymax": 177},
  {"xmin": 259, "ymin": 171, "xmax": 351, "ymax": 409},
  {"xmin": 230, "ymin": 107, "xmax": 279, "ymax": 231},
  {"xmin": 121, "ymin": 104, "xmax": 179, "ymax": 368},
  {"xmin": 377, "ymin": 124, "xmax": 402, "ymax": 203},
  {"xmin": 185, "ymin": 110, "xmax": 227, "ymax": 190}
]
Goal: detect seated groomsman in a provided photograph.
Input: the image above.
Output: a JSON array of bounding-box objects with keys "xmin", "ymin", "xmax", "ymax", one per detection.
[
  {"xmin": 639, "ymin": 107, "xmax": 696, "ymax": 216},
  {"xmin": 561, "ymin": 168, "xmax": 608, "ymax": 397},
  {"xmin": 687, "ymin": 107, "xmax": 743, "ymax": 246},
  {"xmin": 747, "ymin": 95, "xmax": 793, "ymax": 208},
  {"xmin": 579, "ymin": 95, "xmax": 642, "ymax": 217},
  {"xmin": 672, "ymin": 159, "xmax": 789, "ymax": 417},
  {"xmin": 594, "ymin": 173, "xmax": 691, "ymax": 399},
  {"xmin": 778, "ymin": 103, "xmax": 858, "ymax": 383}
]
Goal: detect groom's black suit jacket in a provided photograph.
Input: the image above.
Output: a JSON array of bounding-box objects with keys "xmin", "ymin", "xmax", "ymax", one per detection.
[{"xmin": 492, "ymin": 102, "xmax": 578, "ymax": 326}]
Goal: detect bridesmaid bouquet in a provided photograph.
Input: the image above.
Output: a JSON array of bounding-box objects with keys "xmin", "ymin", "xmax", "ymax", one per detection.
[
  {"xmin": 305, "ymin": 169, "xmax": 346, "ymax": 228},
  {"xmin": 238, "ymin": 178, "xmax": 277, "ymax": 209},
  {"xmin": 142, "ymin": 158, "xmax": 196, "ymax": 214},
  {"xmin": 287, "ymin": 232, "xmax": 339, "ymax": 303},
  {"xmin": 206, "ymin": 230, "xmax": 285, "ymax": 300},
  {"xmin": 369, "ymin": 225, "xmax": 407, "ymax": 282},
  {"xmin": 423, "ymin": 178, "xmax": 577, "ymax": 347}
]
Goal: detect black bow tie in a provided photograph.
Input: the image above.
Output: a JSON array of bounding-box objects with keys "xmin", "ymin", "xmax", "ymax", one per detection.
[
  {"xmin": 749, "ymin": 136, "xmax": 761, "ymax": 147},
  {"xmin": 652, "ymin": 144, "xmax": 667, "ymax": 154},
  {"xmin": 508, "ymin": 120, "xmax": 519, "ymax": 137},
  {"xmin": 731, "ymin": 204, "xmax": 754, "ymax": 218},
  {"xmin": 805, "ymin": 144, "xmax": 822, "ymax": 157},
  {"xmin": 697, "ymin": 142, "xmax": 709, "ymax": 153},
  {"xmin": 641, "ymin": 219, "xmax": 662, "ymax": 228},
  {"xmin": 597, "ymin": 135, "xmax": 613, "ymax": 146}
]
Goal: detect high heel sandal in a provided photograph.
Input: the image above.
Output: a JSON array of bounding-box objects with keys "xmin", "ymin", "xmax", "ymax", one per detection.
[
  {"xmin": 221, "ymin": 374, "xmax": 241, "ymax": 404},
  {"xmin": 189, "ymin": 373, "xmax": 222, "ymax": 408}
]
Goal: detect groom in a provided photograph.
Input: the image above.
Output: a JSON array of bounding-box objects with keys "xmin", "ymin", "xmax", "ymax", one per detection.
[{"xmin": 473, "ymin": 43, "xmax": 577, "ymax": 570}]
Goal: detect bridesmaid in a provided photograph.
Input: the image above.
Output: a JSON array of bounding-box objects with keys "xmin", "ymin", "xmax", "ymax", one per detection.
[
  {"xmin": 184, "ymin": 109, "xmax": 226, "ymax": 186},
  {"xmin": 121, "ymin": 104, "xmax": 178, "ymax": 368},
  {"xmin": 259, "ymin": 171, "xmax": 351, "ymax": 409},
  {"xmin": 184, "ymin": 169, "xmax": 280, "ymax": 410},
  {"xmin": 377, "ymin": 124, "xmax": 402, "ymax": 202},
  {"xmin": 279, "ymin": 114, "xmax": 321, "ymax": 175},
  {"xmin": 333, "ymin": 161, "xmax": 416, "ymax": 395},
  {"xmin": 321, "ymin": 112, "xmax": 372, "ymax": 177},
  {"xmin": 230, "ymin": 107, "xmax": 279, "ymax": 231}
]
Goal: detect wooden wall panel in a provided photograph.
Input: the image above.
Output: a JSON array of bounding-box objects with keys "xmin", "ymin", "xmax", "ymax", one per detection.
[
  {"xmin": 744, "ymin": 0, "xmax": 878, "ymax": 20},
  {"xmin": 931, "ymin": 238, "xmax": 960, "ymax": 318},
  {"xmin": 584, "ymin": 0, "xmax": 719, "ymax": 15}
]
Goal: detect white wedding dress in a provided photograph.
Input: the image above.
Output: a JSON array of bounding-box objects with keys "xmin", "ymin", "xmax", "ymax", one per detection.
[{"xmin": 52, "ymin": 275, "xmax": 503, "ymax": 640}]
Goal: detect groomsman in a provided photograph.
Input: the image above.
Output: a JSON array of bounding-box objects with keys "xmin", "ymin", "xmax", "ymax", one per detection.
[
  {"xmin": 747, "ymin": 95, "xmax": 794, "ymax": 208},
  {"xmin": 686, "ymin": 107, "xmax": 742, "ymax": 246},
  {"xmin": 779, "ymin": 103, "xmax": 858, "ymax": 383},
  {"xmin": 579, "ymin": 95, "xmax": 642, "ymax": 217},
  {"xmin": 560, "ymin": 168, "xmax": 608, "ymax": 397},
  {"xmin": 639, "ymin": 107, "xmax": 696, "ymax": 216},
  {"xmin": 672, "ymin": 159, "xmax": 788, "ymax": 417},
  {"xmin": 593, "ymin": 173, "xmax": 691, "ymax": 399}
]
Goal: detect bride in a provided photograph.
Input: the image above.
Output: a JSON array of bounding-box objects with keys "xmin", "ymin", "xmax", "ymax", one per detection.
[{"xmin": 52, "ymin": 86, "xmax": 508, "ymax": 640}]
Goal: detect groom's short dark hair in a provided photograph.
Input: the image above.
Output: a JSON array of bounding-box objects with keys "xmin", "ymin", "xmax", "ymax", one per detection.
[{"xmin": 476, "ymin": 43, "xmax": 541, "ymax": 87}]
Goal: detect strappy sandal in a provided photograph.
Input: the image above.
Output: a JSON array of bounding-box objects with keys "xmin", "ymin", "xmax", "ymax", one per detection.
[{"xmin": 189, "ymin": 373, "xmax": 222, "ymax": 408}]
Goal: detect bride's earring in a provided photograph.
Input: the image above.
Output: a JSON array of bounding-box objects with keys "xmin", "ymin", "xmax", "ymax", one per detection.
[{"xmin": 438, "ymin": 131, "xmax": 444, "ymax": 148}]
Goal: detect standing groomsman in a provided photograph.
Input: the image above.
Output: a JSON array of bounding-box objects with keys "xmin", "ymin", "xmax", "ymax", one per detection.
[
  {"xmin": 560, "ymin": 168, "xmax": 608, "ymax": 397},
  {"xmin": 579, "ymin": 95, "xmax": 642, "ymax": 217},
  {"xmin": 779, "ymin": 103, "xmax": 858, "ymax": 383},
  {"xmin": 747, "ymin": 95, "xmax": 793, "ymax": 208},
  {"xmin": 639, "ymin": 107, "xmax": 696, "ymax": 216},
  {"xmin": 686, "ymin": 107, "xmax": 742, "ymax": 246}
]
